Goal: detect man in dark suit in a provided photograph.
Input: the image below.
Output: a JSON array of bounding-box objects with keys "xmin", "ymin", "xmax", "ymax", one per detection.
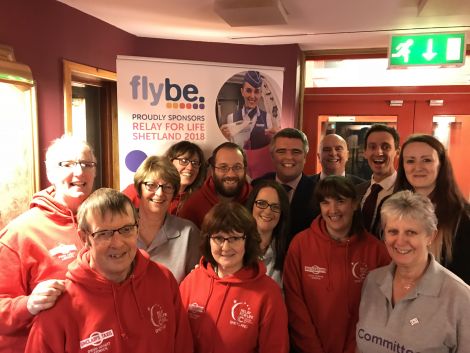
[
  {"xmin": 308, "ymin": 134, "xmax": 365, "ymax": 220},
  {"xmin": 356, "ymin": 124, "xmax": 400, "ymax": 238},
  {"xmin": 310, "ymin": 133, "xmax": 365, "ymax": 185},
  {"xmin": 252, "ymin": 128, "xmax": 316, "ymax": 244}
]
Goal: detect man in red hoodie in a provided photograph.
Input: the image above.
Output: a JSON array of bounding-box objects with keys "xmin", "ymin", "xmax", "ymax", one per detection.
[
  {"xmin": 25, "ymin": 188, "xmax": 193, "ymax": 353},
  {"xmin": 179, "ymin": 142, "xmax": 251, "ymax": 228},
  {"xmin": 0, "ymin": 135, "xmax": 96, "ymax": 353}
]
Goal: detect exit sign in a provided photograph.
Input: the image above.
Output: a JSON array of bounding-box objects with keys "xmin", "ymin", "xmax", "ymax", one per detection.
[{"xmin": 389, "ymin": 33, "xmax": 466, "ymax": 67}]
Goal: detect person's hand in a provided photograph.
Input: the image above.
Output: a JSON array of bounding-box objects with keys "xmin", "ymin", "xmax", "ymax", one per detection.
[
  {"xmin": 220, "ymin": 126, "xmax": 232, "ymax": 140},
  {"xmin": 27, "ymin": 279, "xmax": 66, "ymax": 315},
  {"xmin": 264, "ymin": 127, "xmax": 278, "ymax": 138}
]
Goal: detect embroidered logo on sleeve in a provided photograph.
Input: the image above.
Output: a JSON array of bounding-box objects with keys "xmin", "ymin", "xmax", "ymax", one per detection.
[
  {"xmin": 49, "ymin": 243, "xmax": 78, "ymax": 261},
  {"xmin": 409, "ymin": 317, "xmax": 419, "ymax": 326},
  {"xmin": 79, "ymin": 330, "xmax": 114, "ymax": 351},
  {"xmin": 148, "ymin": 304, "xmax": 168, "ymax": 334},
  {"xmin": 304, "ymin": 265, "xmax": 327, "ymax": 280},
  {"xmin": 230, "ymin": 300, "xmax": 254, "ymax": 329}
]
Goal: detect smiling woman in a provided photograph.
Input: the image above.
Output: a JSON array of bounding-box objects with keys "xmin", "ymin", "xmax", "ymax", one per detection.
[
  {"xmin": 357, "ymin": 191, "xmax": 470, "ymax": 353},
  {"xmin": 394, "ymin": 134, "xmax": 470, "ymax": 284},
  {"xmin": 0, "ymin": 134, "xmax": 97, "ymax": 352},
  {"xmin": 179, "ymin": 202, "xmax": 289, "ymax": 353},
  {"xmin": 283, "ymin": 176, "xmax": 390, "ymax": 353},
  {"xmin": 245, "ymin": 180, "xmax": 290, "ymax": 287},
  {"xmin": 131, "ymin": 155, "xmax": 200, "ymax": 283}
]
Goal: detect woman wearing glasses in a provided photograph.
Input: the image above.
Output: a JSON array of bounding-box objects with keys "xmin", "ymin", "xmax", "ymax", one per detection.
[
  {"xmin": 133, "ymin": 155, "xmax": 200, "ymax": 283},
  {"xmin": 123, "ymin": 141, "xmax": 207, "ymax": 215},
  {"xmin": 283, "ymin": 176, "xmax": 390, "ymax": 353},
  {"xmin": 179, "ymin": 202, "xmax": 289, "ymax": 353},
  {"xmin": 245, "ymin": 180, "xmax": 290, "ymax": 287},
  {"xmin": 166, "ymin": 141, "xmax": 207, "ymax": 215}
]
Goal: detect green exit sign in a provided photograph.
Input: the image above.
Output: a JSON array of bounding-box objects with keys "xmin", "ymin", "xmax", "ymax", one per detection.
[{"xmin": 389, "ymin": 33, "xmax": 466, "ymax": 67}]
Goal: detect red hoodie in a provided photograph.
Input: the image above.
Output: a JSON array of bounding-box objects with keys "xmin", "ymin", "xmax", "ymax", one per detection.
[
  {"xmin": 0, "ymin": 186, "xmax": 83, "ymax": 353},
  {"xmin": 178, "ymin": 177, "xmax": 251, "ymax": 228},
  {"xmin": 25, "ymin": 248, "xmax": 193, "ymax": 353},
  {"xmin": 179, "ymin": 258, "xmax": 289, "ymax": 353},
  {"xmin": 283, "ymin": 216, "xmax": 391, "ymax": 353}
]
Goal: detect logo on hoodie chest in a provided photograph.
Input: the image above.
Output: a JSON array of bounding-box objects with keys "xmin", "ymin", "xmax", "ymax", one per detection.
[
  {"xmin": 351, "ymin": 261, "xmax": 369, "ymax": 283},
  {"xmin": 230, "ymin": 300, "xmax": 254, "ymax": 329},
  {"xmin": 79, "ymin": 330, "xmax": 114, "ymax": 352},
  {"xmin": 188, "ymin": 302, "xmax": 205, "ymax": 319},
  {"xmin": 49, "ymin": 243, "xmax": 78, "ymax": 261},
  {"xmin": 304, "ymin": 265, "xmax": 327, "ymax": 280},
  {"xmin": 148, "ymin": 304, "xmax": 168, "ymax": 334}
]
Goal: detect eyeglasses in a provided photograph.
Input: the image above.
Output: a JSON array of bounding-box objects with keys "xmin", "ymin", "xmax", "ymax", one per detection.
[
  {"xmin": 143, "ymin": 182, "xmax": 175, "ymax": 194},
  {"xmin": 254, "ymin": 200, "xmax": 281, "ymax": 213},
  {"xmin": 58, "ymin": 160, "xmax": 96, "ymax": 169},
  {"xmin": 210, "ymin": 234, "xmax": 246, "ymax": 246},
  {"xmin": 173, "ymin": 157, "xmax": 201, "ymax": 168},
  {"xmin": 213, "ymin": 164, "xmax": 244, "ymax": 173},
  {"xmin": 89, "ymin": 223, "xmax": 138, "ymax": 242}
]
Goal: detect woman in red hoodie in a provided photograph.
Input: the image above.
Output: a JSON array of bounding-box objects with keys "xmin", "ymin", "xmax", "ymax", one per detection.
[
  {"xmin": 179, "ymin": 202, "xmax": 289, "ymax": 353},
  {"xmin": 283, "ymin": 176, "xmax": 390, "ymax": 353}
]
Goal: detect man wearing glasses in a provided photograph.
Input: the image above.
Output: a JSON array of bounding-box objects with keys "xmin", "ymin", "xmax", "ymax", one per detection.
[
  {"xmin": 179, "ymin": 142, "xmax": 251, "ymax": 228},
  {"xmin": 25, "ymin": 188, "xmax": 193, "ymax": 353},
  {"xmin": 0, "ymin": 135, "xmax": 96, "ymax": 352}
]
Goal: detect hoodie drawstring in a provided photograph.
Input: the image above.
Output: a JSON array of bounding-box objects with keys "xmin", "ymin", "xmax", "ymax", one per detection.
[
  {"xmin": 326, "ymin": 239, "xmax": 333, "ymax": 291},
  {"xmin": 111, "ymin": 285, "xmax": 127, "ymax": 339},
  {"xmin": 344, "ymin": 240, "xmax": 352, "ymax": 319},
  {"xmin": 130, "ymin": 275, "xmax": 144, "ymax": 319},
  {"xmin": 215, "ymin": 282, "xmax": 231, "ymax": 326},
  {"xmin": 204, "ymin": 276, "xmax": 215, "ymax": 313}
]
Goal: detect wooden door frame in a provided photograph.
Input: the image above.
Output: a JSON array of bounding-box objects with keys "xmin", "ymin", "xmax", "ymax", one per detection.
[
  {"xmin": 63, "ymin": 60, "xmax": 119, "ymax": 189},
  {"xmin": 302, "ymin": 85, "xmax": 470, "ymax": 174}
]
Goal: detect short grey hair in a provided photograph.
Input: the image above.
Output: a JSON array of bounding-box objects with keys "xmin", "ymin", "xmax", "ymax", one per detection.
[
  {"xmin": 381, "ymin": 190, "xmax": 437, "ymax": 235},
  {"xmin": 45, "ymin": 134, "xmax": 96, "ymax": 171}
]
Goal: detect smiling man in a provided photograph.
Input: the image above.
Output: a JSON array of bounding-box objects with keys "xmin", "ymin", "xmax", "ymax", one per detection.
[
  {"xmin": 25, "ymin": 188, "xmax": 193, "ymax": 353},
  {"xmin": 179, "ymin": 142, "xmax": 251, "ymax": 228},
  {"xmin": 311, "ymin": 134, "xmax": 364, "ymax": 185},
  {"xmin": 252, "ymin": 128, "xmax": 316, "ymax": 243},
  {"xmin": 0, "ymin": 135, "xmax": 96, "ymax": 352},
  {"xmin": 357, "ymin": 124, "xmax": 400, "ymax": 237}
]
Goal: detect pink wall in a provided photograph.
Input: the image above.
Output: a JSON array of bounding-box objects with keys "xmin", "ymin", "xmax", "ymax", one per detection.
[{"xmin": 1, "ymin": 0, "xmax": 301, "ymax": 188}]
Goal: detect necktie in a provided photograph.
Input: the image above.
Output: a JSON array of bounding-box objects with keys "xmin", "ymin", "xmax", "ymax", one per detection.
[
  {"xmin": 281, "ymin": 184, "xmax": 292, "ymax": 193},
  {"xmin": 362, "ymin": 183, "xmax": 383, "ymax": 232}
]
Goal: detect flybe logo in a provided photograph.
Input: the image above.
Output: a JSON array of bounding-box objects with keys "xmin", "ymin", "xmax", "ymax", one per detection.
[{"xmin": 129, "ymin": 75, "xmax": 205, "ymax": 109}]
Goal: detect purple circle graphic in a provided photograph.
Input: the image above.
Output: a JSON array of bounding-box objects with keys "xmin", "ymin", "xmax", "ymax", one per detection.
[{"xmin": 125, "ymin": 150, "xmax": 147, "ymax": 172}]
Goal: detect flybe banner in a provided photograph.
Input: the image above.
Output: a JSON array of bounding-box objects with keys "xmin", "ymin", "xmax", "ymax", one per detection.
[{"xmin": 117, "ymin": 56, "xmax": 284, "ymax": 189}]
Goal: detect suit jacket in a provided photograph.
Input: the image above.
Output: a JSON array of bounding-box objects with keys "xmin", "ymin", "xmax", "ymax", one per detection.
[
  {"xmin": 310, "ymin": 172, "xmax": 365, "ymax": 185},
  {"xmin": 252, "ymin": 173, "xmax": 316, "ymax": 245}
]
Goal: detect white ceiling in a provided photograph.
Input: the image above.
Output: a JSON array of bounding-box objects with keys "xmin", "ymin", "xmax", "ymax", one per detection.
[{"xmin": 58, "ymin": 0, "xmax": 470, "ymax": 51}]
